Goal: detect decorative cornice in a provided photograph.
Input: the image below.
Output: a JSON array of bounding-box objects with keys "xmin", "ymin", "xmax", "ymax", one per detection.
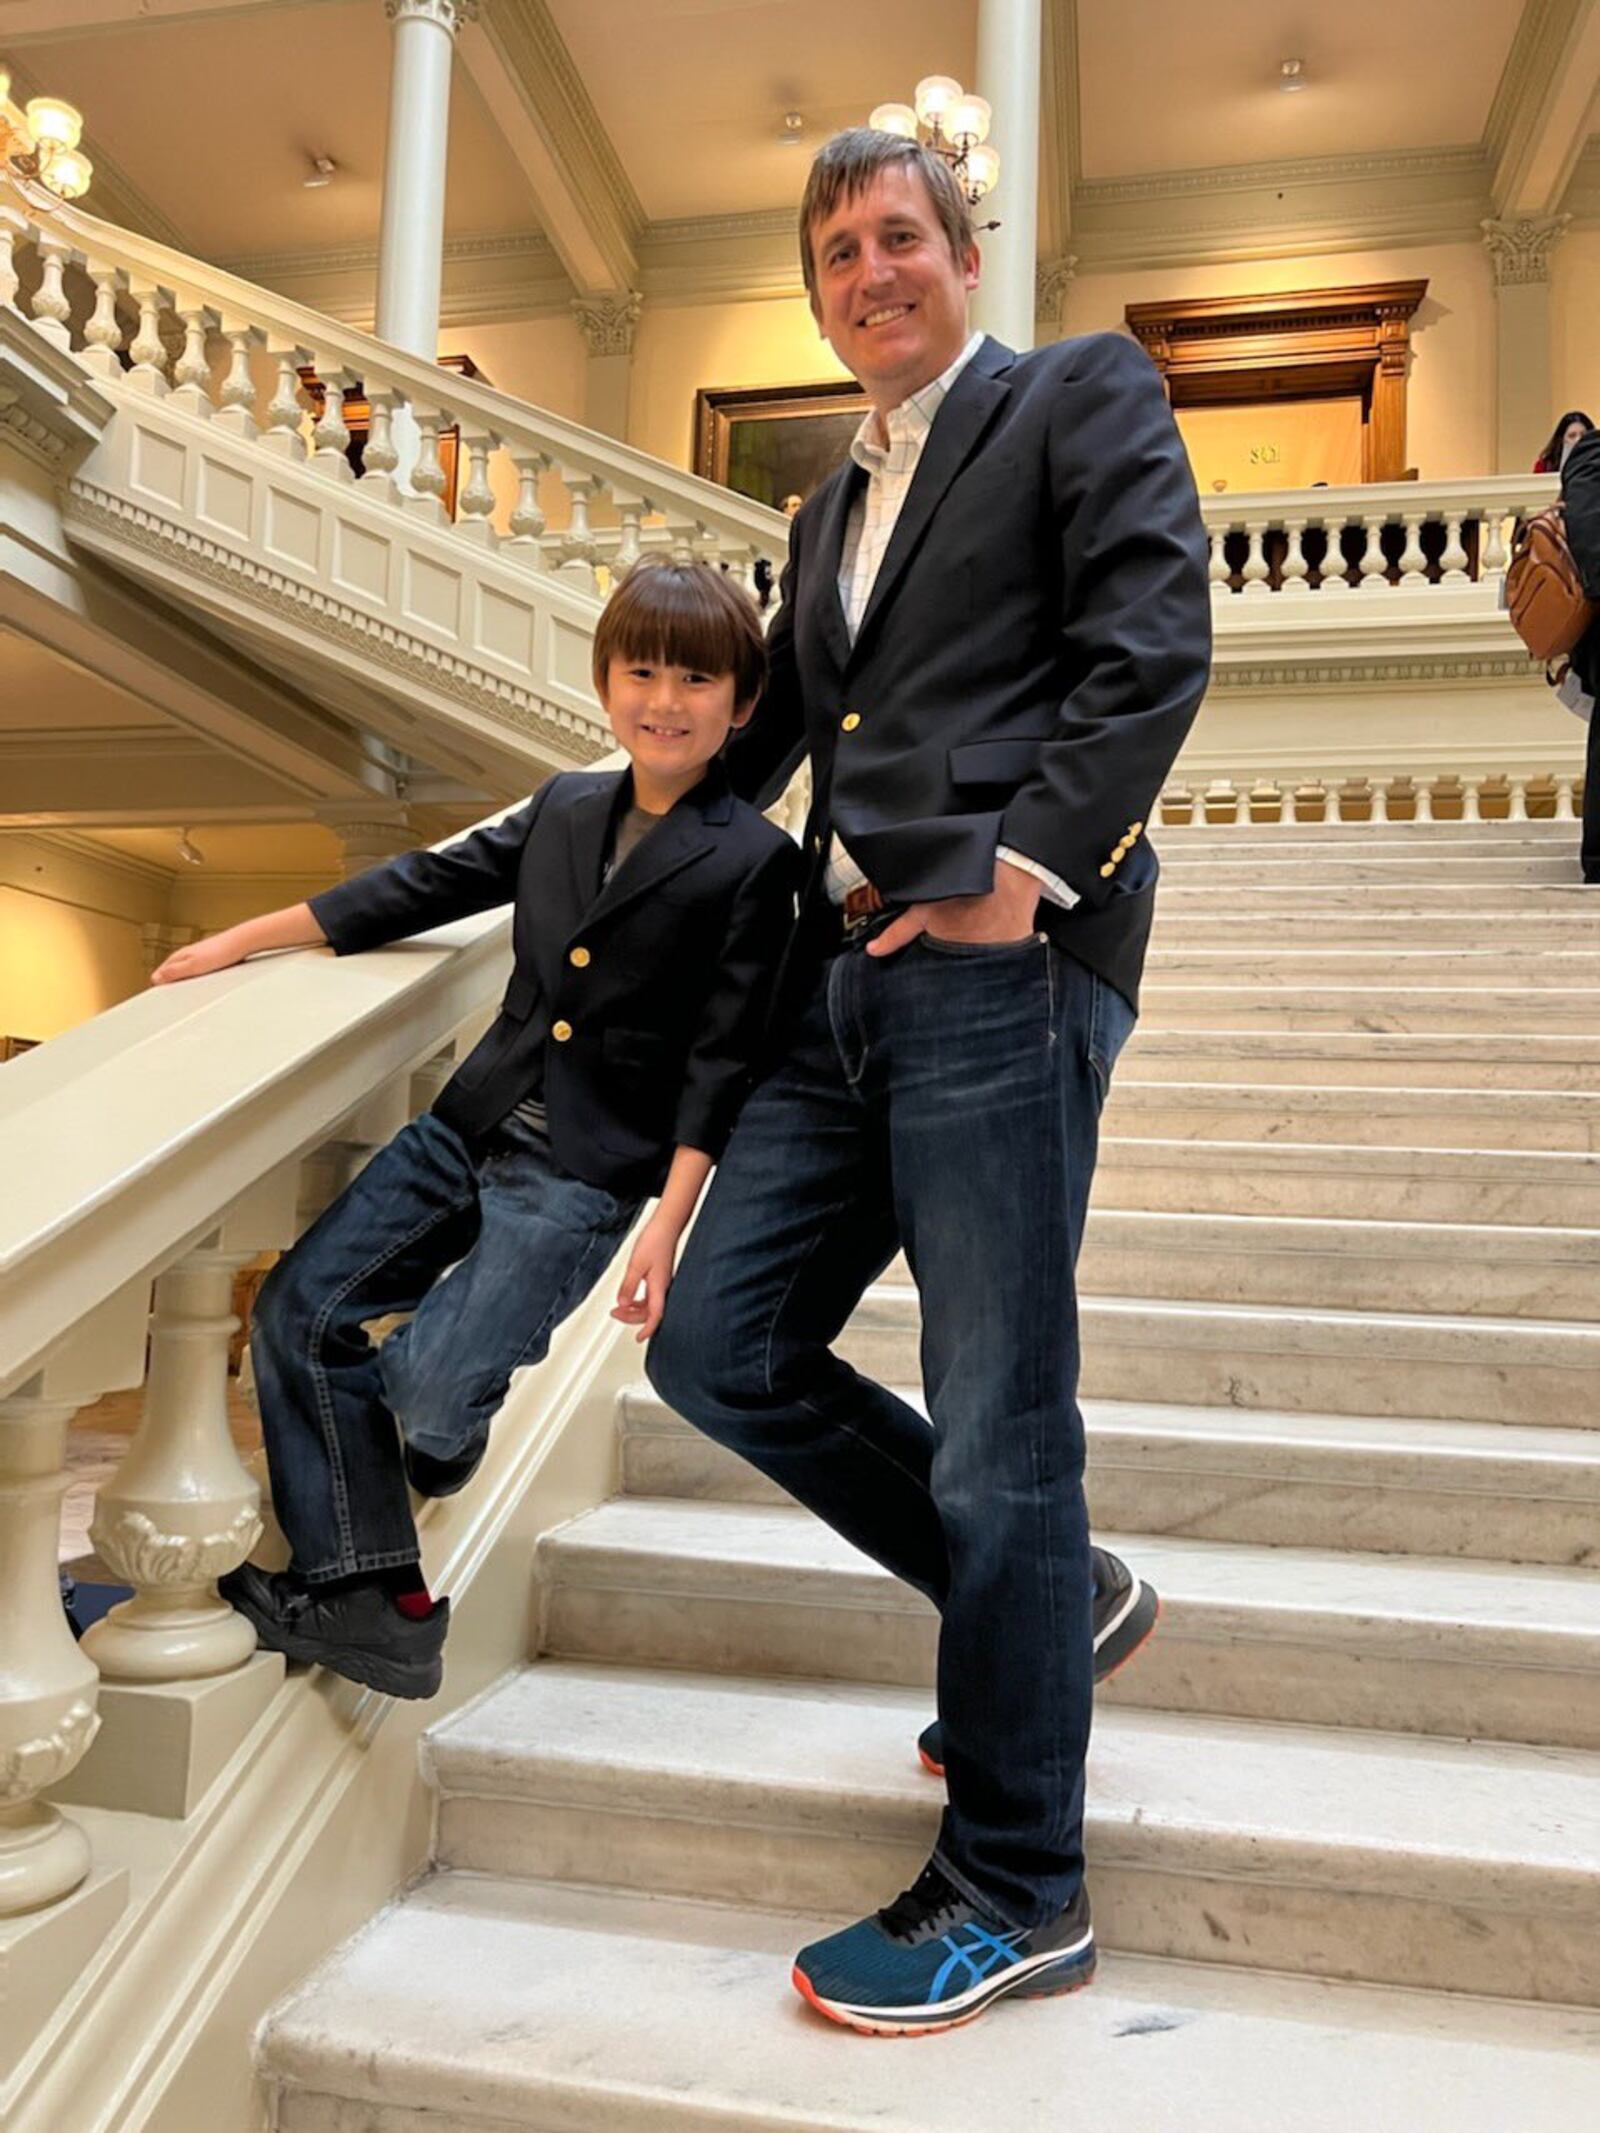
[
  {"xmin": 220, "ymin": 229, "xmax": 557, "ymax": 280},
  {"xmin": 65, "ymin": 485, "xmax": 611, "ymax": 766},
  {"xmin": 644, "ymin": 209, "xmax": 797, "ymax": 249},
  {"xmin": 1482, "ymin": 0, "xmax": 1583, "ymax": 180},
  {"xmin": 569, "ymin": 289, "xmax": 642, "ymax": 357},
  {"xmin": 1210, "ymin": 651, "xmax": 1541, "ymax": 692},
  {"xmin": 1481, "ymin": 212, "xmax": 1570, "ymax": 285},
  {"xmin": 1076, "ymin": 143, "xmax": 1488, "ymax": 208},
  {"xmin": 218, "ymin": 229, "xmax": 572, "ymax": 329}
]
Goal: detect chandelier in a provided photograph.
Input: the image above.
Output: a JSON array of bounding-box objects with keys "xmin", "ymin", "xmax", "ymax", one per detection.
[
  {"xmin": 0, "ymin": 67, "xmax": 93, "ymax": 204},
  {"xmin": 869, "ymin": 77, "xmax": 1000, "ymax": 207}
]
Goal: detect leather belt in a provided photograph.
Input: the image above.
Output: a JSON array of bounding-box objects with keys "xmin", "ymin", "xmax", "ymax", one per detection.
[{"xmin": 842, "ymin": 883, "xmax": 884, "ymax": 925}]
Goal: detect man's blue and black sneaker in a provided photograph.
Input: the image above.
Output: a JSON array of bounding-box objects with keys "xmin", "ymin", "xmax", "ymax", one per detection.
[
  {"xmin": 917, "ymin": 1546, "xmax": 1159, "ymax": 1776},
  {"xmin": 793, "ymin": 1863, "xmax": 1095, "ymax": 2035}
]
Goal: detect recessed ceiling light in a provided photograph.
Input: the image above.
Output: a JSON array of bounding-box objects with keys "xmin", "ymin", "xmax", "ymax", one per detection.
[
  {"xmin": 303, "ymin": 154, "xmax": 337, "ymax": 189},
  {"xmin": 1279, "ymin": 58, "xmax": 1307, "ymax": 93}
]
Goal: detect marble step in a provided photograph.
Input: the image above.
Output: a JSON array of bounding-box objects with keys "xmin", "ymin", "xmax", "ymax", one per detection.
[
  {"xmin": 257, "ymin": 1874, "xmax": 1600, "ymax": 2133},
  {"xmin": 1159, "ymin": 858, "xmax": 1578, "ymax": 888},
  {"xmin": 1078, "ymin": 1207, "xmax": 1600, "ymax": 1316},
  {"xmin": 1158, "ymin": 881, "xmax": 1595, "ymax": 912},
  {"xmin": 1138, "ymin": 984, "xmax": 1600, "ymax": 1033},
  {"xmin": 842, "ymin": 1281, "xmax": 1600, "ymax": 1425},
  {"xmin": 1093, "ymin": 1137, "xmax": 1600, "ymax": 1226},
  {"xmin": 1147, "ymin": 948, "xmax": 1600, "ymax": 989},
  {"xmin": 1104, "ymin": 1080, "xmax": 1600, "ymax": 1150},
  {"xmin": 1153, "ymin": 910, "xmax": 1600, "ymax": 948},
  {"xmin": 617, "ymin": 1384, "xmax": 1600, "ymax": 1567},
  {"xmin": 539, "ymin": 1503, "xmax": 1600, "ymax": 1746},
  {"xmin": 424, "ymin": 1664, "xmax": 1600, "ymax": 2006},
  {"xmin": 1121, "ymin": 1030, "xmax": 1600, "ymax": 1091}
]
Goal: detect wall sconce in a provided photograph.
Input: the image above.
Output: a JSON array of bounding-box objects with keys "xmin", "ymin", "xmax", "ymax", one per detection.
[{"xmin": 868, "ymin": 75, "xmax": 1000, "ymax": 207}]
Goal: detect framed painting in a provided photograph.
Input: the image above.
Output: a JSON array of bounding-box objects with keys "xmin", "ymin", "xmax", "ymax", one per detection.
[{"xmin": 693, "ymin": 380, "xmax": 868, "ymax": 514}]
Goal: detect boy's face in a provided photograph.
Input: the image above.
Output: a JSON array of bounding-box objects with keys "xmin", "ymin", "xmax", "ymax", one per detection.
[{"xmin": 600, "ymin": 654, "xmax": 752, "ymax": 793}]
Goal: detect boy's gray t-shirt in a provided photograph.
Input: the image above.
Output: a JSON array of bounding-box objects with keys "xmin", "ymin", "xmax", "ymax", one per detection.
[{"xmin": 510, "ymin": 802, "xmax": 662, "ymax": 1139}]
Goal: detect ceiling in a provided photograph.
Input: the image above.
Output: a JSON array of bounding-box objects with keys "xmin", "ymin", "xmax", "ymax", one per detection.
[{"xmin": 8, "ymin": 0, "xmax": 1590, "ymax": 273}]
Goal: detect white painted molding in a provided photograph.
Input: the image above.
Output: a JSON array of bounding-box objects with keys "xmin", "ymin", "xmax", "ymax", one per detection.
[{"xmin": 0, "ymin": 309, "xmax": 116, "ymax": 476}]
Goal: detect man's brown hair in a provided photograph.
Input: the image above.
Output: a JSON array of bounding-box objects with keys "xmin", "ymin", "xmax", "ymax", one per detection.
[
  {"xmin": 798, "ymin": 127, "xmax": 976, "ymax": 312},
  {"xmin": 592, "ymin": 558, "xmax": 767, "ymax": 708}
]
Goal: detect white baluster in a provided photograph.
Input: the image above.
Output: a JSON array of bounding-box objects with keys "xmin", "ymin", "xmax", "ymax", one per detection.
[
  {"xmin": 558, "ymin": 476, "xmax": 601, "ymax": 591},
  {"xmin": 615, "ymin": 500, "xmax": 644, "ymax": 577},
  {"xmin": 697, "ymin": 525, "xmax": 723, "ymax": 572},
  {"xmin": 507, "ymin": 450, "xmax": 549, "ymax": 562},
  {"xmin": 1440, "ymin": 516, "xmax": 1469, "ymax": 583},
  {"xmin": 1280, "ymin": 521, "xmax": 1310, "ymax": 596},
  {"xmin": 1206, "ymin": 527, "xmax": 1231, "ymax": 600},
  {"xmin": 126, "ymin": 286, "xmax": 173, "ymax": 397},
  {"xmin": 668, "ymin": 523, "xmax": 695, "ymax": 565},
  {"xmin": 214, "ymin": 322, "xmax": 263, "ymax": 440},
  {"xmin": 358, "ymin": 387, "xmax": 402, "ymax": 501},
  {"xmin": 1188, "ymin": 784, "xmax": 1207, "ymax": 827},
  {"xmin": 454, "ymin": 429, "xmax": 500, "ymax": 547},
  {"xmin": 1357, "ymin": 516, "xmax": 1389, "ymax": 592},
  {"xmin": 168, "ymin": 303, "xmax": 218, "ymax": 419},
  {"xmin": 1463, "ymin": 779, "xmax": 1483, "ymax": 824},
  {"xmin": 1415, "ymin": 781, "xmax": 1435, "ymax": 824},
  {"xmin": 1371, "ymin": 781, "xmax": 1391, "ymax": 824},
  {"xmin": 1240, "ymin": 521, "xmax": 1270, "ymax": 597},
  {"xmin": 0, "ymin": 220, "xmax": 19, "ymax": 311},
  {"xmin": 0, "ymin": 1381, "xmax": 101, "ymax": 1914},
  {"xmin": 259, "ymin": 345, "xmax": 311, "ymax": 461},
  {"xmin": 407, "ymin": 409, "xmax": 449, "ymax": 524},
  {"xmin": 1508, "ymin": 778, "xmax": 1529, "ymax": 822},
  {"xmin": 1397, "ymin": 514, "xmax": 1427, "ymax": 588},
  {"xmin": 309, "ymin": 368, "xmax": 355, "ymax": 483},
  {"xmin": 29, "ymin": 236, "xmax": 74, "ymax": 353},
  {"xmin": 83, "ymin": 1248, "xmax": 266, "ymax": 1683},
  {"xmin": 79, "ymin": 264, "xmax": 127, "ymax": 382},
  {"xmin": 1275, "ymin": 784, "xmax": 1296, "ymax": 827},
  {"xmin": 1481, "ymin": 510, "xmax": 1509, "ymax": 585},
  {"xmin": 1555, "ymin": 778, "xmax": 1576, "ymax": 822},
  {"xmin": 1318, "ymin": 521, "xmax": 1350, "ymax": 593}
]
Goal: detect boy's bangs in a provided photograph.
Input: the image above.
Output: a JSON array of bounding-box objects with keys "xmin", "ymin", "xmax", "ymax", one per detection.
[{"xmin": 611, "ymin": 579, "xmax": 735, "ymax": 678}]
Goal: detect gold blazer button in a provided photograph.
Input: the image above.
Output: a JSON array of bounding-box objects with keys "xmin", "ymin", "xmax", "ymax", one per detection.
[
  {"xmin": 551, "ymin": 1020, "xmax": 573, "ymax": 1042},
  {"xmin": 569, "ymin": 946, "xmax": 591, "ymax": 968},
  {"xmin": 841, "ymin": 712, "xmax": 861, "ymax": 732}
]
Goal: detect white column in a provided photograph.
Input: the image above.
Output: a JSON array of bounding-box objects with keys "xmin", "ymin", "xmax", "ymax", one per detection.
[
  {"xmin": 1481, "ymin": 215, "xmax": 1569, "ymax": 474},
  {"xmin": 374, "ymin": 0, "xmax": 477, "ymax": 359},
  {"xmin": 971, "ymin": 0, "xmax": 1042, "ymax": 352}
]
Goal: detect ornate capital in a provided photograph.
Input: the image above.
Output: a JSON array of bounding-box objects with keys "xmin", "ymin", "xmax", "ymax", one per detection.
[
  {"xmin": 1480, "ymin": 214, "xmax": 1569, "ymax": 288},
  {"xmin": 385, "ymin": 0, "xmax": 478, "ymax": 32},
  {"xmin": 570, "ymin": 290, "xmax": 644, "ymax": 358},
  {"xmin": 1034, "ymin": 255, "xmax": 1078, "ymax": 324}
]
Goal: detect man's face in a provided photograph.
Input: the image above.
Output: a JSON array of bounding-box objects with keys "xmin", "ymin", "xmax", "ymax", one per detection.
[{"xmin": 807, "ymin": 163, "xmax": 980, "ymax": 408}]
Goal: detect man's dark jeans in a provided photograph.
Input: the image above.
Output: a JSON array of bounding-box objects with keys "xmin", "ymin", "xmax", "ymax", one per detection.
[
  {"xmin": 253, "ymin": 1111, "xmax": 639, "ymax": 1582},
  {"xmin": 648, "ymin": 929, "xmax": 1135, "ymax": 1929}
]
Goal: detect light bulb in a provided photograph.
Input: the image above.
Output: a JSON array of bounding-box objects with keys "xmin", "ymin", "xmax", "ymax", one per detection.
[
  {"xmin": 0, "ymin": 67, "xmax": 12, "ymax": 109},
  {"xmin": 965, "ymin": 143, "xmax": 1000, "ymax": 198},
  {"xmin": 913, "ymin": 75, "xmax": 963, "ymax": 128},
  {"xmin": 25, "ymin": 96, "xmax": 83, "ymax": 151},
  {"xmin": 44, "ymin": 145, "xmax": 91, "ymax": 199},
  {"xmin": 946, "ymin": 95, "xmax": 991, "ymax": 146},
  {"xmin": 868, "ymin": 101, "xmax": 919, "ymax": 140}
]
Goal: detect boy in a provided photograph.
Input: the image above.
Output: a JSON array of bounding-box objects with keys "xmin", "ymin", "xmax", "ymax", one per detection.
[{"xmin": 152, "ymin": 560, "xmax": 802, "ymax": 1700}]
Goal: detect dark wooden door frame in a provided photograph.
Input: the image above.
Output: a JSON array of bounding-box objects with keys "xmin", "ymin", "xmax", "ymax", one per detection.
[{"xmin": 1124, "ymin": 282, "xmax": 1428, "ymax": 483}]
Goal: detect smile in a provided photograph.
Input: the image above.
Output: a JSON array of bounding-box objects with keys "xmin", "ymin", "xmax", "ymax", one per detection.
[
  {"xmin": 641, "ymin": 723, "xmax": 689, "ymax": 739},
  {"xmin": 861, "ymin": 304, "xmax": 912, "ymax": 328}
]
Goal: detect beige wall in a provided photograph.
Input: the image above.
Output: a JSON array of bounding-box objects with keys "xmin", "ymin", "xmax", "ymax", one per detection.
[
  {"xmin": 0, "ymin": 840, "xmax": 158, "ymax": 1041},
  {"xmin": 443, "ymin": 316, "xmax": 589, "ymax": 423},
  {"xmin": 1551, "ymin": 230, "xmax": 1600, "ymax": 434},
  {"xmin": 1063, "ymin": 241, "xmax": 1497, "ymax": 480},
  {"xmin": 629, "ymin": 296, "xmax": 852, "ymax": 471}
]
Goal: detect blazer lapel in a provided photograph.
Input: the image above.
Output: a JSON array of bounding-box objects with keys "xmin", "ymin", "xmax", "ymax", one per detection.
[
  {"xmin": 807, "ymin": 458, "xmax": 865, "ymax": 678},
  {"xmin": 566, "ymin": 769, "xmax": 627, "ymax": 916},
  {"xmin": 580, "ymin": 772, "xmax": 723, "ymax": 931},
  {"xmin": 851, "ymin": 339, "xmax": 1014, "ymax": 658}
]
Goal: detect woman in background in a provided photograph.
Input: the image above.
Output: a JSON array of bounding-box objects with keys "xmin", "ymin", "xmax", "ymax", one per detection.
[{"xmin": 1535, "ymin": 410, "xmax": 1594, "ymax": 474}]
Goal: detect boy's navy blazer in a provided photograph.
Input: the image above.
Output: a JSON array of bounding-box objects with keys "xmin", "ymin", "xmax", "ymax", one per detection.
[
  {"xmin": 308, "ymin": 764, "xmax": 802, "ymax": 1196},
  {"xmin": 725, "ymin": 331, "xmax": 1212, "ymax": 1011}
]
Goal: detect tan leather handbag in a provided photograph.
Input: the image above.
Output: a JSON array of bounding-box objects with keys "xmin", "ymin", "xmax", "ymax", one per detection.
[{"xmin": 1506, "ymin": 506, "xmax": 1597, "ymax": 663}]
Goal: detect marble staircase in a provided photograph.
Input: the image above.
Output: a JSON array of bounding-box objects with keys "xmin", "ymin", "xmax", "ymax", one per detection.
[{"xmin": 257, "ymin": 817, "xmax": 1600, "ymax": 2131}]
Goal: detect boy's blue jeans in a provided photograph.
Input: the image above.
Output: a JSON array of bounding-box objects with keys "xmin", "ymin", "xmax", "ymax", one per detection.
[
  {"xmin": 252, "ymin": 1111, "xmax": 639, "ymax": 1582},
  {"xmin": 648, "ymin": 933, "xmax": 1135, "ymax": 1932}
]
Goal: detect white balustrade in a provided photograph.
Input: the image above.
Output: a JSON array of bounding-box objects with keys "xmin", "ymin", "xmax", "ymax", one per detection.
[
  {"xmin": 169, "ymin": 302, "xmax": 217, "ymax": 420},
  {"xmin": 1158, "ymin": 769, "xmax": 1584, "ymax": 828}
]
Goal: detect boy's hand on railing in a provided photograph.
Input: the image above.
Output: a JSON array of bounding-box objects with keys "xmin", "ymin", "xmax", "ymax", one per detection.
[
  {"xmin": 611, "ymin": 1213, "xmax": 683, "ymax": 1343},
  {"xmin": 150, "ymin": 904, "xmax": 327, "ymax": 985},
  {"xmin": 150, "ymin": 932, "xmax": 249, "ymax": 984}
]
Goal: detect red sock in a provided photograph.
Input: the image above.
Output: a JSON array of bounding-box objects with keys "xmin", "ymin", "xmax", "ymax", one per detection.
[{"xmin": 393, "ymin": 1587, "xmax": 435, "ymax": 1620}]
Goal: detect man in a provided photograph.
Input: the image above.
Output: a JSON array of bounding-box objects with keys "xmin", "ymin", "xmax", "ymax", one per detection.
[{"xmin": 648, "ymin": 129, "xmax": 1211, "ymax": 2035}]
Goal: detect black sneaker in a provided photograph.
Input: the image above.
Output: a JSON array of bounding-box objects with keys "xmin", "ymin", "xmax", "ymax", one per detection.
[
  {"xmin": 793, "ymin": 1862, "xmax": 1095, "ymax": 2036},
  {"xmin": 402, "ymin": 1435, "xmax": 486, "ymax": 1499},
  {"xmin": 917, "ymin": 1546, "xmax": 1159, "ymax": 1777},
  {"xmin": 219, "ymin": 1562, "xmax": 449, "ymax": 1700}
]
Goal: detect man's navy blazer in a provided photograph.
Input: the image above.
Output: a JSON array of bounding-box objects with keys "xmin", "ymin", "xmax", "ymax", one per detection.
[
  {"xmin": 308, "ymin": 764, "xmax": 803, "ymax": 1196},
  {"xmin": 727, "ymin": 332, "xmax": 1212, "ymax": 1009}
]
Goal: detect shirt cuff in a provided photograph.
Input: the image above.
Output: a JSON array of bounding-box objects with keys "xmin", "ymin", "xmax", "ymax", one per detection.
[{"xmin": 997, "ymin": 845, "xmax": 1079, "ymax": 911}]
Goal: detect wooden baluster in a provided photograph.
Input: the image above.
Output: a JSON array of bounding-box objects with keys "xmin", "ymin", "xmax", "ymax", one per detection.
[
  {"xmin": 126, "ymin": 285, "xmax": 173, "ymax": 397},
  {"xmin": 259, "ymin": 345, "xmax": 311, "ymax": 460},
  {"xmin": 1240, "ymin": 521, "xmax": 1270, "ymax": 597},
  {"xmin": 1397, "ymin": 513, "xmax": 1427, "ymax": 587},
  {"xmin": 507, "ymin": 450, "xmax": 549, "ymax": 563},
  {"xmin": 1357, "ymin": 516, "xmax": 1389, "ymax": 592},
  {"xmin": 79, "ymin": 264, "xmax": 127, "ymax": 382},
  {"xmin": 407, "ymin": 409, "xmax": 449, "ymax": 523},
  {"xmin": 1206, "ymin": 527, "xmax": 1230, "ymax": 599},
  {"xmin": 1280, "ymin": 520, "xmax": 1310, "ymax": 596},
  {"xmin": 309, "ymin": 367, "xmax": 356, "ymax": 482},
  {"xmin": 214, "ymin": 323, "xmax": 263, "ymax": 440},
  {"xmin": 169, "ymin": 304, "xmax": 218, "ymax": 419},
  {"xmin": 454, "ymin": 429, "xmax": 499, "ymax": 546},
  {"xmin": 29, "ymin": 236, "xmax": 75, "ymax": 353},
  {"xmin": 1440, "ymin": 516, "xmax": 1469, "ymax": 583},
  {"xmin": 1318, "ymin": 520, "xmax": 1350, "ymax": 593}
]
